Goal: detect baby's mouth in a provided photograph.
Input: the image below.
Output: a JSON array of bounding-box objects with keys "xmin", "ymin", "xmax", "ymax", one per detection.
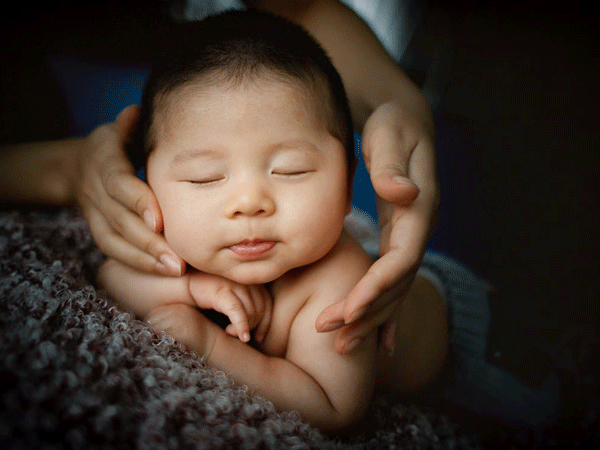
[{"xmin": 228, "ymin": 240, "xmax": 276, "ymax": 259}]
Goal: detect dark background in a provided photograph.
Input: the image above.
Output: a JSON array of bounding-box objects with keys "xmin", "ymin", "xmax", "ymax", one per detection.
[{"xmin": 1, "ymin": 0, "xmax": 598, "ymax": 430}]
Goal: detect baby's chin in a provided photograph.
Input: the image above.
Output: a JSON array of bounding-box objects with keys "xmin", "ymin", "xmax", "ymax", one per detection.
[
  {"xmin": 194, "ymin": 265, "xmax": 284, "ymax": 286},
  {"xmin": 224, "ymin": 270, "xmax": 281, "ymax": 286}
]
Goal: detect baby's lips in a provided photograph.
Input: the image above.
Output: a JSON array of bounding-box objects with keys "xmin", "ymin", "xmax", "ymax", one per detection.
[{"xmin": 228, "ymin": 240, "xmax": 276, "ymax": 259}]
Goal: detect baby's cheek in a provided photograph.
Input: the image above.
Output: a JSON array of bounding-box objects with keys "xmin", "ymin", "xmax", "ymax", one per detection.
[
  {"xmin": 163, "ymin": 208, "xmax": 216, "ymax": 268},
  {"xmin": 161, "ymin": 209, "xmax": 194, "ymax": 256},
  {"xmin": 300, "ymin": 190, "xmax": 345, "ymax": 247}
]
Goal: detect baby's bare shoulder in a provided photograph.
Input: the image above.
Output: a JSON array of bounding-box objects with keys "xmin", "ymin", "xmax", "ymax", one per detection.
[
  {"xmin": 290, "ymin": 230, "xmax": 373, "ymax": 311},
  {"xmin": 319, "ymin": 230, "xmax": 372, "ymax": 282}
]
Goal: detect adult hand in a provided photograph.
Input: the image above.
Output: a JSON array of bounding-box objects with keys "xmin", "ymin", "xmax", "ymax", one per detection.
[
  {"xmin": 316, "ymin": 101, "xmax": 439, "ymax": 355},
  {"xmin": 77, "ymin": 105, "xmax": 185, "ymax": 276}
]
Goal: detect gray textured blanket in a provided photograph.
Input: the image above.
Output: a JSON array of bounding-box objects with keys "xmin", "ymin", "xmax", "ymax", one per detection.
[{"xmin": 0, "ymin": 209, "xmax": 596, "ymax": 449}]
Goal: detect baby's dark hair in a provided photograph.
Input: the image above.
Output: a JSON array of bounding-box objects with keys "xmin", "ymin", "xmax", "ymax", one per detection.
[{"xmin": 128, "ymin": 9, "xmax": 354, "ymax": 175}]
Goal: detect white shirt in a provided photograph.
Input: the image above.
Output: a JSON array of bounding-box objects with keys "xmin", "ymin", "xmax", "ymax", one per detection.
[{"xmin": 173, "ymin": 0, "xmax": 427, "ymax": 62}]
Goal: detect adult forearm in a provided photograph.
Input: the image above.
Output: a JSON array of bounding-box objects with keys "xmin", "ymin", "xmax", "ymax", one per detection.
[
  {"xmin": 255, "ymin": 0, "xmax": 433, "ymax": 134},
  {"xmin": 0, "ymin": 138, "xmax": 81, "ymax": 206}
]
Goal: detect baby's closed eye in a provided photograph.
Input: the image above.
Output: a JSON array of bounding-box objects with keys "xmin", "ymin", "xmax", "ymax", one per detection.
[
  {"xmin": 186, "ymin": 175, "xmax": 226, "ymax": 186},
  {"xmin": 271, "ymin": 167, "xmax": 315, "ymax": 177}
]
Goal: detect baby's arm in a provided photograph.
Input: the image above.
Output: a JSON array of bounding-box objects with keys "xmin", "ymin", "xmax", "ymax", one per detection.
[
  {"xmin": 97, "ymin": 258, "xmax": 271, "ymax": 342},
  {"xmin": 97, "ymin": 258, "xmax": 193, "ymax": 318},
  {"xmin": 194, "ymin": 305, "xmax": 376, "ymax": 431},
  {"xmin": 171, "ymin": 235, "xmax": 377, "ymax": 431}
]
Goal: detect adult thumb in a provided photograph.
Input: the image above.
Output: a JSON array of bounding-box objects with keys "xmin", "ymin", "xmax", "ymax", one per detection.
[
  {"xmin": 369, "ymin": 157, "xmax": 420, "ymax": 207},
  {"xmin": 116, "ymin": 105, "xmax": 141, "ymax": 143}
]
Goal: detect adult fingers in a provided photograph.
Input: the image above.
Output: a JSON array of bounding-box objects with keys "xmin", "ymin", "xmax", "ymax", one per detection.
[
  {"xmin": 334, "ymin": 301, "xmax": 399, "ymax": 355},
  {"xmin": 98, "ymin": 168, "xmax": 185, "ymax": 275},
  {"xmin": 84, "ymin": 188, "xmax": 184, "ymax": 276},
  {"xmin": 344, "ymin": 191, "xmax": 432, "ymax": 322},
  {"xmin": 316, "ymin": 204, "xmax": 427, "ymax": 338},
  {"xmin": 361, "ymin": 104, "xmax": 422, "ymax": 205},
  {"xmin": 379, "ymin": 312, "xmax": 401, "ymax": 355},
  {"xmin": 82, "ymin": 108, "xmax": 184, "ymax": 275},
  {"xmin": 82, "ymin": 203, "xmax": 160, "ymax": 272},
  {"xmin": 115, "ymin": 105, "xmax": 140, "ymax": 143},
  {"xmin": 77, "ymin": 111, "xmax": 182, "ymax": 275},
  {"xmin": 341, "ymin": 246, "xmax": 418, "ymax": 323},
  {"xmin": 101, "ymin": 167, "xmax": 162, "ymax": 232},
  {"xmin": 372, "ymin": 137, "xmax": 439, "ymax": 228},
  {"xmin": 109, "ymin": 106, "xmax": 164, "ymax": 231},
  {"xmin": 315, "ymin": 298, "xmax": 345, "ymax": 333},
  {"xmin": 314, "ymin": 262, "xmax": 411, "ymax": 331}
]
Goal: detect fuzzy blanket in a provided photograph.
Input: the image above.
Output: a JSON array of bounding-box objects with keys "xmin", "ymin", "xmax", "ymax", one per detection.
[{"xmin": 0, "ymin": 209, "xmax": 597, "ymax": 449}]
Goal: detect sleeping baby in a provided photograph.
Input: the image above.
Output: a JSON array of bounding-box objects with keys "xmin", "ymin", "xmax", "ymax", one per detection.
[{"xmin": 97, "ymin": 10, "xmax": 449, "ymax": 432}]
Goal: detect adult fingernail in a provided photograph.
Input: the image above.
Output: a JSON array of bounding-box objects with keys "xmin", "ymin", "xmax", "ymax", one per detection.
[
  {"xmin": 159, "ymin": 254, "xmax": 182, "ymax": 276},
  {"xmin": 392, "ymin": 175, "xmax": 416, "ymax": 186},
  {"xmin": 143, "ymin": 210, "xmax": 157, "ymax": 231},
  {"xmin": 347, "ymin": 306, "xmax": 367, "ymax": 324},
  {"xmin": 318, "ymin": 320, "xmax": 344, "ymax": 333},
  {"xmin": 343, "ymin": 339, "xmax": 361, "ymax": 354}
]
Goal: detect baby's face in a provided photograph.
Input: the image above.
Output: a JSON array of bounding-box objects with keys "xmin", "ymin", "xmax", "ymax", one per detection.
[{"xmin": 147, "ymin": 78, "xmax": 350, "ymax": 285}]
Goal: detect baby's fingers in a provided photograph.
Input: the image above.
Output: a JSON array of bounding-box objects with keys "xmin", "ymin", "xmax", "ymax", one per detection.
[
  {"xmin": 215, "ymin": 291, "xmax": 251, "ymax": 343},
  {"xmin": 253, "ymin": 286, "xmax": 273, "ymax": 343},
  {"xmin": 246, "ymin": 285, "xmax": 270, "ymax": 328}
]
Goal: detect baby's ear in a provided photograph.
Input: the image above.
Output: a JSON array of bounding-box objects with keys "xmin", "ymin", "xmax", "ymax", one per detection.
[{"xmin": 346, "ymin": 156, "xmax": 358, "ymax": 215}]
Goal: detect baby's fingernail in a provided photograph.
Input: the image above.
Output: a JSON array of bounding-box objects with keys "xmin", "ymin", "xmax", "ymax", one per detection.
[
  {"xmin": 143, "ymin": 210, "xmax": 157, "ymax": 231},
  {"xmin": 159, "ymin": 254, "xmax": 182, "ymax": 276},
  {"xmin": 343, "ymin": 339, "xmax": 361, "ymax": 354},
  {"xmin": 242, "ymin": 332, "xmax": 250, "ymax": 343},
  {"xmin": 318, "ymin": 320, "xmax": 344, "ymax": 333}
]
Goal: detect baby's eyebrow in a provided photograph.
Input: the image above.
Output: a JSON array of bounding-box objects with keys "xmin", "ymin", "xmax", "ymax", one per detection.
[
  {"xmin": 269, "ymin": 140, "xmax": 320, "ymax": 154},
  {"xmin": 171, "ymin": 149, "xmax": 223, "ymax": 164}
]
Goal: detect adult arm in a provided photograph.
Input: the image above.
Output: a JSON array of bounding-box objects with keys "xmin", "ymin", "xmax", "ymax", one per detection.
[
  {"xmin": 254, "ymin": 0, "xmax": 439, "ymax": 354},
  {"xmin": 0, "ymin": 106, "xmax": 185, "ymax": 276},
  {"xmin": 0, "ymin": 138, "xmax": 80, "ymax": 206},
  {"xmin": 1, "ymin": 1, "xmax": 439, "ymax": 353}
]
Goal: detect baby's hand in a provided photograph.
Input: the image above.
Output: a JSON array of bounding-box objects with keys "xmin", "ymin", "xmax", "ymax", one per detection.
[{"xmin": 188, "ymin": 273, "xmax": 272, "ymax": 344}]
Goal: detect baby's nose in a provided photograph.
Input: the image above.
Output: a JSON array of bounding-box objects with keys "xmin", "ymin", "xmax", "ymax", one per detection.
[{"xmin": 225, "ymin": 180, "xmax": 275, "ymax": 218}]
